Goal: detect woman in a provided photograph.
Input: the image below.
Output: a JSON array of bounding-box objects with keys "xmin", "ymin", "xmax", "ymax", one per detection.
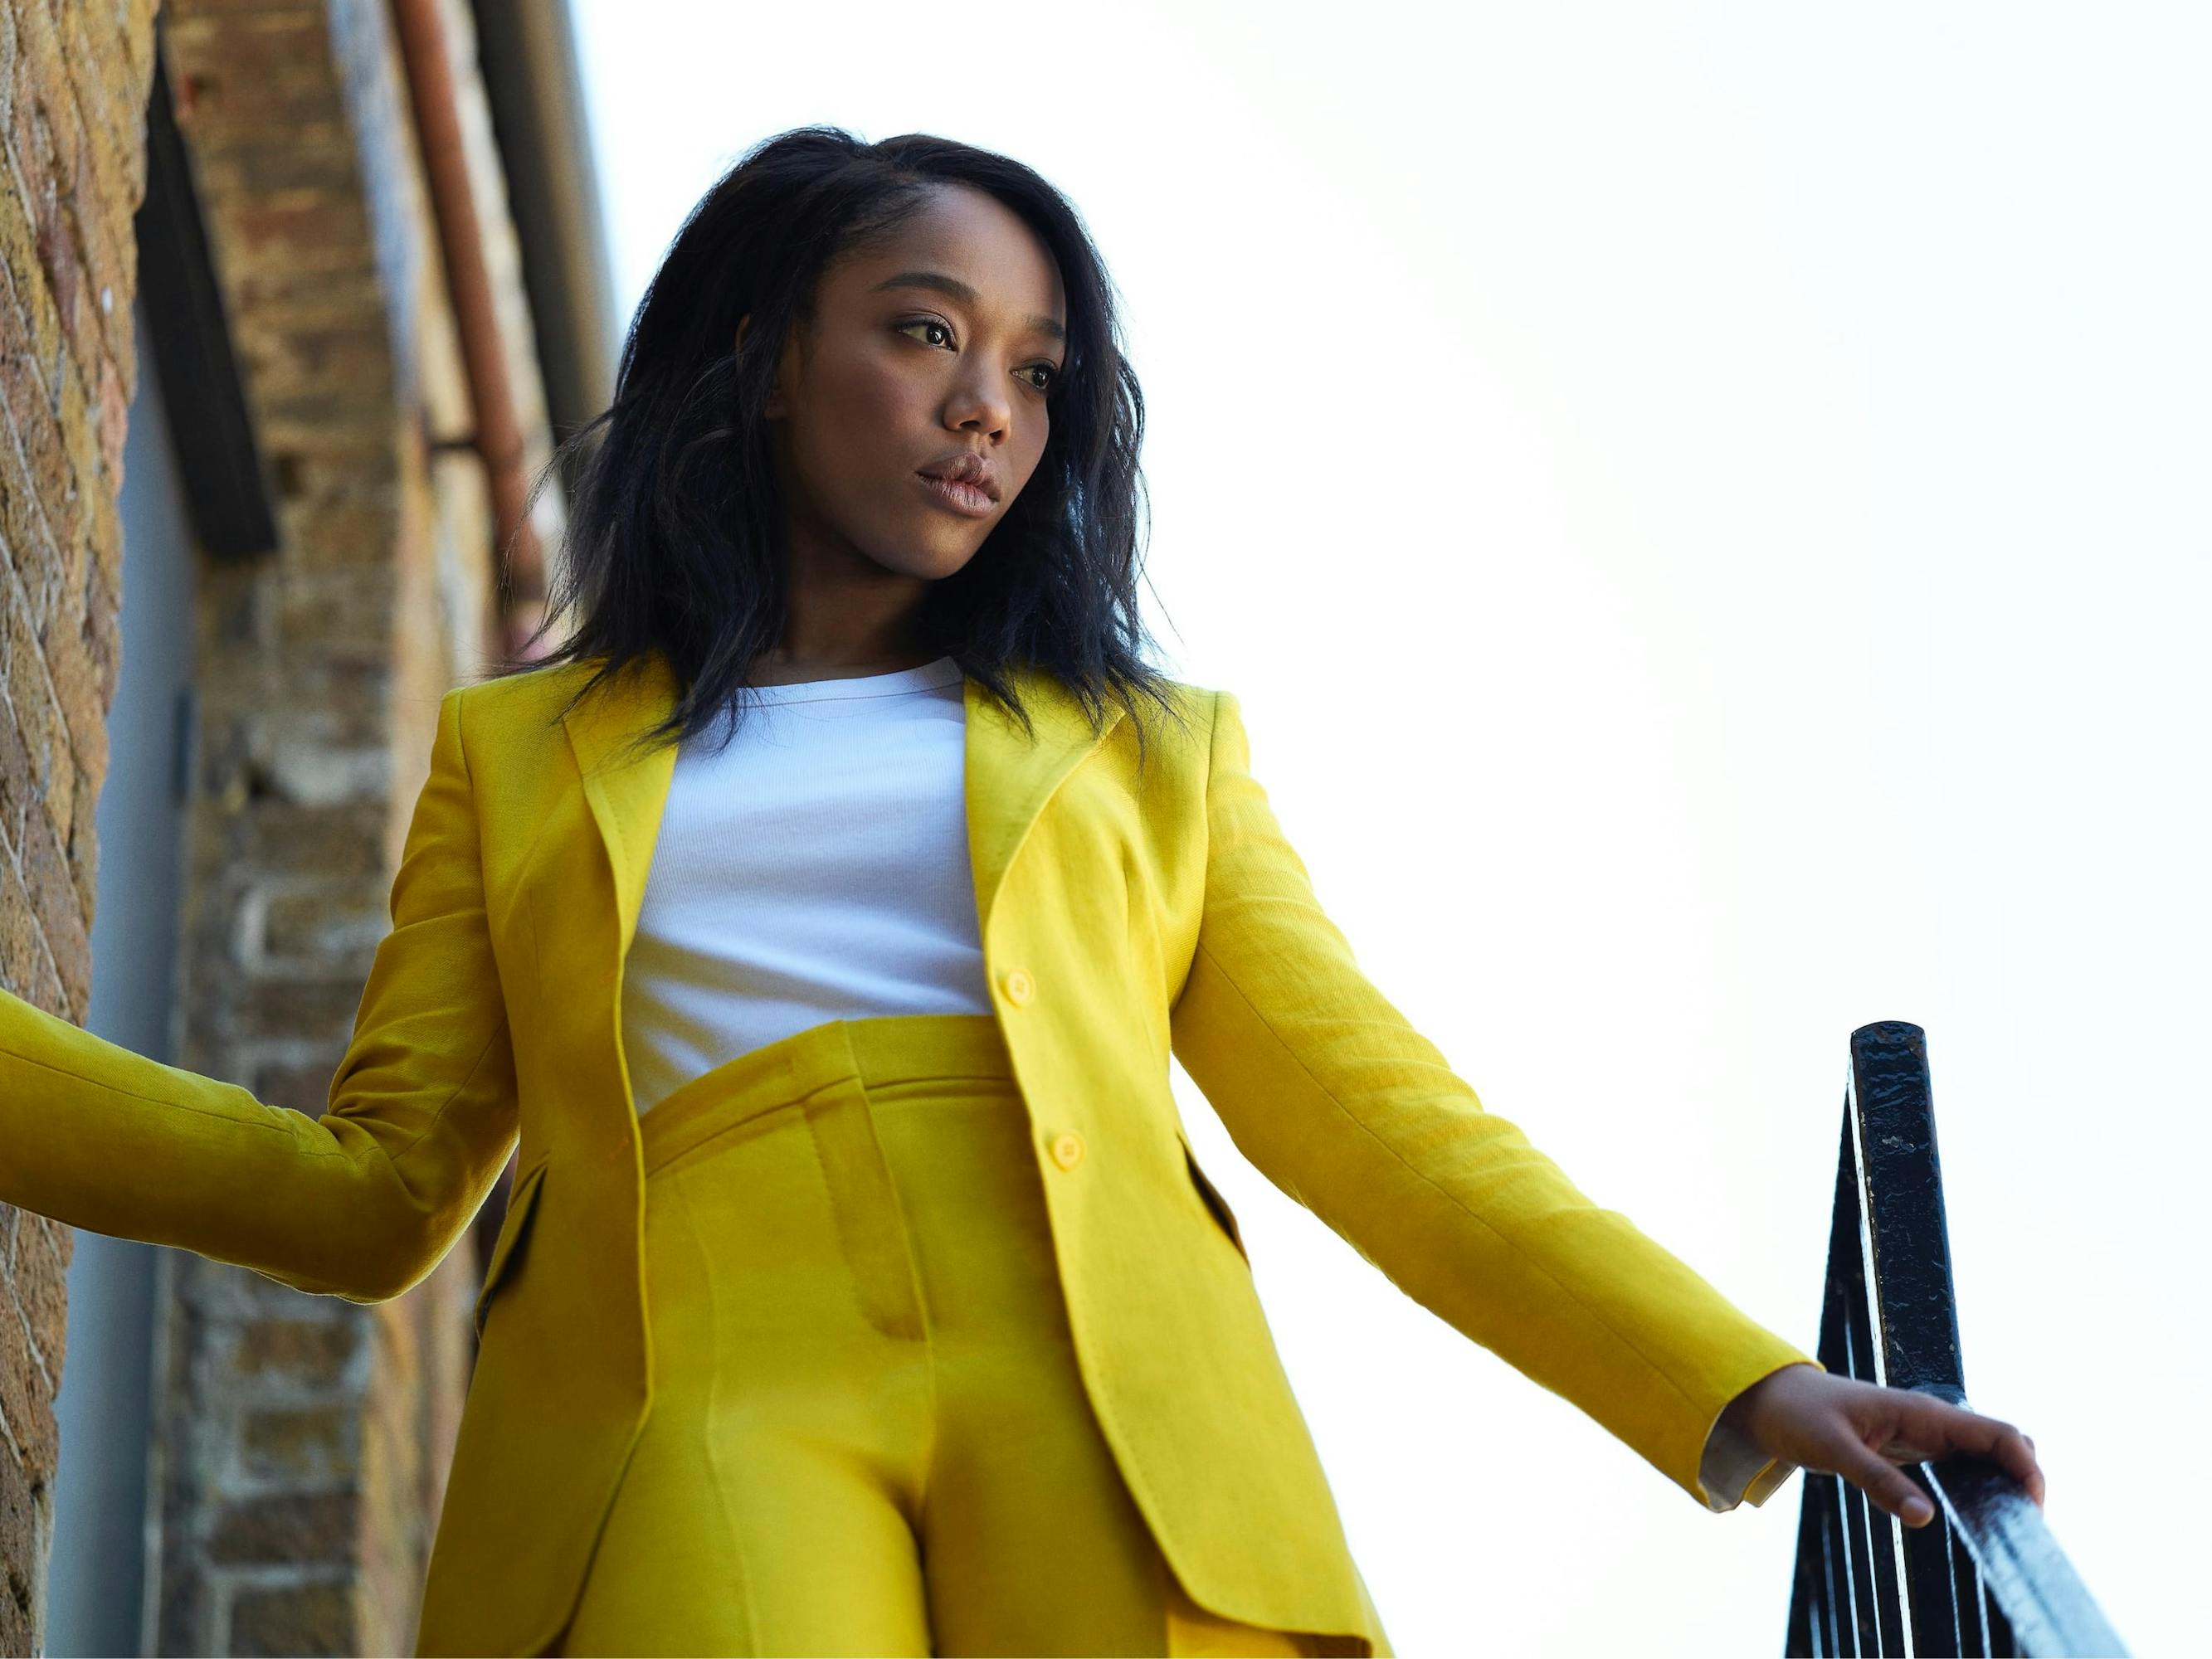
[{"xmin": 0, "ymin": 126, "xmax": 2042, "ymax": 1657}]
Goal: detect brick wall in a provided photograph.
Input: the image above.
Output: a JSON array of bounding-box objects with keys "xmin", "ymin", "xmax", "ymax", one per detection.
[
  {"xmin": 143, "ymin": 0, "xmax": 521, "ymax": 1649},
  {"xmin": 0, "ymin": 0, "xmax": 557, "ymax": 1649},
  {"xmin": 0, "ymin": 1, "xmax": 160, "ymax": 1652}
]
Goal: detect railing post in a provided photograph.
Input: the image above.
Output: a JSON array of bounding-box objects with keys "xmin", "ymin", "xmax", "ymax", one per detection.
[{"xmin": 1782, "ymin": 1022, "xmax": 2123, "ymax": 1657}]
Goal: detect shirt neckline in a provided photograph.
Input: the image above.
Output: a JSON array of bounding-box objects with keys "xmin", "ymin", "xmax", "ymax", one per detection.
[{"xmin": 737, "ymin": 654, "xmax": 962, "ymax": 704}]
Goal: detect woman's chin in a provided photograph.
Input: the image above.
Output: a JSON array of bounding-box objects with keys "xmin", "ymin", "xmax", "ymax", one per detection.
[{"xmin": 862, "ymin": 529, "xmax": 987, "ymax": 582}]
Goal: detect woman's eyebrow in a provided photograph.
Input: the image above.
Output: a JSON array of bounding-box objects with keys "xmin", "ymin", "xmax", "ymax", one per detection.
[{"xmin": 870, "ymin": 270, "xmax": 1065, "ymax": 343}]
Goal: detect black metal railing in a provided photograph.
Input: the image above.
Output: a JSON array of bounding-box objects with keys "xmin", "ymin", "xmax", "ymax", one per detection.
[{"xmin": 1783, "ymin": 1022, "xmax": 2125, "ymax": 1657}]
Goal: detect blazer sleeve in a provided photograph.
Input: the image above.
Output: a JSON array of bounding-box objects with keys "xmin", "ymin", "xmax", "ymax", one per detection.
[
  {"xmin": 0, "ymin": 683, "xmax": 518, "ymax": 1304},
  {"xmin": 1167, "ymin": 687, "xmax": 1821, "ymax": 1508}
]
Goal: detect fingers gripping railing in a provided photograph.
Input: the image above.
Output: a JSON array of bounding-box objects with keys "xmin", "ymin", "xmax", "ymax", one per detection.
[{"xmin": 1781, "ymin": 1023, "xmax": 2123, "ymax": 1658}]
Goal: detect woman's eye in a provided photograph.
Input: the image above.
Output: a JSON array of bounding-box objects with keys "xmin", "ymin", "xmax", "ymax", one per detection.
[
  {"xmin": 1022, "ymin": 364, "xmax": 1060, "ymax": 393},
  {"xmin": 896, "ymin": 318, "xmax": 955, "ymax": 349}
]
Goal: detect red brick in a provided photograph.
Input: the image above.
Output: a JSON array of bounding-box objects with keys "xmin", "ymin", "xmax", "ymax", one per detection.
[
  {"xmin": 31, "ymin": 183, "xmax": 81, "ymax": 368},
  {"xmin": 25, "ymin": 657, "xmax": 67, "ymax": 799},
  {"xmin": 25, "ymin": 946, "xmax": 66, "ymax": 1019},
  {"xmin": 228, "ymin": 1579, "xmax": 355, "ymax": 1655},
  {"xmin": 0, "ymin": 1301, "xmax": 56, "ymax": 1484},
  {"xmin": 207, "ymin": 1490, "xmax": 358, "ymax": 1565},
  {"xmin": 16, "ymin": 791, "xmax": 86, "ymax": 1011},
  {"xmin": 168, "ymin": 12, "xmax": 332, "ymax": 81},
  {"xmin": 241, "ymin": 1403, "xmax": 353, "ymax": 1482},
  {"xmin": 7, "ymin": 1212, "xmax": 66, "ymax": 1385},
  {"xmin": 0, "ymin": 353, "xmax": 73, "ymax": 571},
  {"xmin": 85, "ymin": 474, "xmax": 121, "ymax": 612},
  {"xmin": 0, "ymin": 689, "xmax": 34, "ymax": 854},
  {"xmin": 37, "ymin": 739, "xmax": 68, "ymax": 849},
  {"xmin": 93, "ymin": 349, "xmax": 125, "ymax": 486},
  {"xmin": 0, "ymin": 414, "xmax": 56, "ymax": 603},
  {"xmin": 77, "ymin": 562, "xmax": 119, "ymax": 732},
  {"xmin": 63, "ymin": 777, "xmax": 95, "ymax": 936},
  {"xmin": 36, "ymin": 1214, "xmax": 69, "ymax": 1273},
  {"xmin": 0, "ymin": 1447, "xmax": 41, "ymax": 1655},
  {"xmin": 233, "ymin": 975, "xmax": 374, "ymax": 1039},
  {"xmin": 41, "ymin": 587, "xmax": 105, "ymax": 776},
  {"xmin": 54, "ymin": 338, "xmax": 97, "ymax": 523},
  {"xmin": 223, "ymin": 195, "xmax": 373, "ymax": 274},
  {"xmin": 231, "ymin": 1316, "xmax": 358, "ymax": 1384},
  {"xmin": 1, "ymin": 494, "xmax": 61, "ymax": 623},
  {"xmin": 0, "ymin": 855, "xmax": 41, "ymax": 995}
]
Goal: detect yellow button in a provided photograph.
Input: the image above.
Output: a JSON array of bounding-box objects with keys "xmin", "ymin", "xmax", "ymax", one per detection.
[
  {"xmin": 1050, "ymin": 1131, "xmax": 1085, "ymax": 1170},
  {"xmin": 1001, "ymin": 968, "xmax": 1034, "ymax": 1006}
]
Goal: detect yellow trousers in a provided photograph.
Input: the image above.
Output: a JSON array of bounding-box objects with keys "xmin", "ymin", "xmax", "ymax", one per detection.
[{"xmin": 550, "ymin": 1013, "xmax": 1374, "ymax": 1657}]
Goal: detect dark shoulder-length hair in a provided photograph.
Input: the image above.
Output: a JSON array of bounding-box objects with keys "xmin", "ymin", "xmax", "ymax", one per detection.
[{"xmin": 496, "ymin": 124, "xmax": 1196, "ymax": 771}]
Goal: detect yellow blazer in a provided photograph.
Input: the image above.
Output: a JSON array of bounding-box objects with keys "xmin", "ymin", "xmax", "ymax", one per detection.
[{"xmin": 0, "ymin": 651, "xmax": 1813, "ymax": 1657}]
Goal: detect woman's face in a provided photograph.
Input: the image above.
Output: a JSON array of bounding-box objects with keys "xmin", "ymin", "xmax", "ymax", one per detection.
[{"xmin": 745, "ymin": 183, "xmax": 1069, "ymax": 582}]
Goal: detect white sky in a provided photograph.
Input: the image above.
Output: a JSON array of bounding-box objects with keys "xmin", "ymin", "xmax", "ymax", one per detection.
[{"xmin": 565, "ymin": 3, "xmax": 2207, "ymax": 1651}]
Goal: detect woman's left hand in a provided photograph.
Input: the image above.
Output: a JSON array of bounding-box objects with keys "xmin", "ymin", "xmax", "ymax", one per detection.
[{"xmin": 1720, "ymin": 1363, "xmax": 2046, "ymax": 1526}]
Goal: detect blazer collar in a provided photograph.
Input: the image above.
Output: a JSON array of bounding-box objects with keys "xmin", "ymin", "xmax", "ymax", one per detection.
[{"xmin": 556, "ymin": 652, "xmax": 1126, "ymax": 964}]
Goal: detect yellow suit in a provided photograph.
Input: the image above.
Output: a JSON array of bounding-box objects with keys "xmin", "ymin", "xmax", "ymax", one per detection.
[{"xmin": 0, "ymin": 653, "xmax": 1813, "ymax": 1656}]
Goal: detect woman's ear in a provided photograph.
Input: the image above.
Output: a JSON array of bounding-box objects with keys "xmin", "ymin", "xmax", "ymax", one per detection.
[{"xmin": 737, "ymin": 314, "xmax": 790, "ymax": 421}]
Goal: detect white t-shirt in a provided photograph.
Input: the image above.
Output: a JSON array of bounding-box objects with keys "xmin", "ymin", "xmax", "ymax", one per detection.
[{"xmin": 617, "ymin": 654, "xmax": 992, "ymax": 1117}]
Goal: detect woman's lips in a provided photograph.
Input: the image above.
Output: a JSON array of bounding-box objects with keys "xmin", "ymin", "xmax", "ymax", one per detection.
[{"xmin": 916, "ymin": 472, "xmax": 996, "ymax": 517}]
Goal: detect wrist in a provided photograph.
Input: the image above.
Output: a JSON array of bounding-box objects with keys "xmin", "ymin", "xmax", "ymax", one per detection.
[{"xmin": 1721, "ymin": 1359, "xmax": 1820, "ymax": 1443}]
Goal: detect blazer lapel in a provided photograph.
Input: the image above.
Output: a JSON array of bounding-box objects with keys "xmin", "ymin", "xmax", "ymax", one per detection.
[
  {"xmin": 962, "ymin": 665, "xmax": 1127, "ymax": 938},
  {"xmin": 556, "ymin": 651, "xmax": 1127, "ymax": 1005},
  {"xmin": 558, "ymin": 651, "xmax": 682, "ymax": 975}
]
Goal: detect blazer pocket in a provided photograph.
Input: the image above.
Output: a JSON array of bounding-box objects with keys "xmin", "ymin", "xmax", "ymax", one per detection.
[
  {"xmin": 1175, "ymin": 1127, "xmax": 1250, "ymax": 1266},
  {"xmin": 472, "ymin": 1157, "xmax": 548, "ymax": 1340}
]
